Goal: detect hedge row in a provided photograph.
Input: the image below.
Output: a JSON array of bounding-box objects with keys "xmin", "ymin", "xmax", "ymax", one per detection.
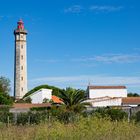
[{"xmin": 0, "ymin": 107, "xmax": 140, "ymax": 125}]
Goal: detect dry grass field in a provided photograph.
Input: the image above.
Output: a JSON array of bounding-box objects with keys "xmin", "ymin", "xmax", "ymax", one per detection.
[{"xmin": 0, "ymin": 117, "xmax": 140, "ymax": 140}]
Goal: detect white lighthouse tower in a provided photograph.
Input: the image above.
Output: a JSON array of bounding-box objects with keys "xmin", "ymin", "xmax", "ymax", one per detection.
[{"xmin": 14, "ymin": 20, "xmax": 28, "ymax": 99}]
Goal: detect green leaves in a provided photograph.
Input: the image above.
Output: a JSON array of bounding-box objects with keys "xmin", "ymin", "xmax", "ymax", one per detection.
[
  {"xmin": 24, "ymin": 84, "xmax": 64, "ymax": 98},
  {"xmin": 0, "ymin": 92, "xmax": 13, "ymax": 105},
  {"xmin": 128, "ymin": 93, "xmax": 140, "ymax": 97},
  {"xmin": 91, "ymin": 108, "xmax": 128, "ymax": 121},
  {"xmin": 0, "ymin": 76, "xmax": 11, "ymax": 94},
  {"xmin": 59, "ymin": 87, "xmax": 89, "ymax": 113},
  {"xmin": 0, "ymin": 76, "xmax": 13, "ymax": 105}
]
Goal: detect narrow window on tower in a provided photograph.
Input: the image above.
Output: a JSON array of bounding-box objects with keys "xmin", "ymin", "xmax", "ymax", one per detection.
[
  {"xmin": 21, "ymin": 55, "xmax": 23, "ymax": 60},
  {"xmin": 21, "ymin": 77, "xmax": 23, "ymax": 81},
  {"xmin": 21, "ymin": 45, "xmax": 23, "ymax": 49},
  {"xmin": 16, "ymin": 35, "xmax": 19, "ymax": 40},
  {"xmin": 21, "ymin": 66, "xmax": 23, "ymax": 70},
  {"xmin": 21, "ymin": 87, "xmax": 23, "ymax": 92},
  {"xmin": 24, "ymin": 36, "xmax": 26, "ymax": 40},
  {"xmin": 20, "ymin": 35, "xmax": 23, "ymax": 39}
]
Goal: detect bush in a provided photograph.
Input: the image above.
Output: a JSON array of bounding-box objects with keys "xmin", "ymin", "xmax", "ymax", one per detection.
[
  {"xmin": 47, "ymin": 106, "xmax": 79, "ymax": 123},
  {"xmin": 0, "ymin": 106, "xmax": 11, "ymax": 112},
  {"xmin": 134, "ymin": 111, "xmax": 140, "ymax": 122},
  {"xmin": 16, "ymin": 111, "xmax": 49, "ymax": 125},
  {"xmin": 55, "ymin": 109, "xmax": 77, "ymax": 124},
  {"xmin": 16, "ymin": 97, "xmax": 32, "ymax": 103},
  {"xmin": 0, "ymin": 111, "xmax": 13, "ymax": 123},
  {"xmin": 91, "ymin": 108, "xmax": 128, "ymax": 121},
  {"xmin": 105, "ymin": 108, "xmax": 128, "ymax": 121},
  {"xmin": 0, "ymin": 106, "xmax": 13, "ymax": 124},
  {"xmin": 0, "ymin": 92, "xmax": 13, "ymax": 105},
  {"xmin": 30, "ymin": 107, "xmax": 50, "ymax": 111}
]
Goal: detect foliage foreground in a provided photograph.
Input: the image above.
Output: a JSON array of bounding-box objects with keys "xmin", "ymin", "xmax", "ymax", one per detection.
[{"xmin": 0, "ymin": 117, "xmax": 140, "ymax": 140}]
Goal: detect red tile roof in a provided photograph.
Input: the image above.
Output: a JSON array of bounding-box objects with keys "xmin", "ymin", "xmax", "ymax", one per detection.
[
  {"xmin": 88, "ymin": 86, "xmax": 126, "ymax": 89},
  {"xmin": 12, "ymin": 103, "xmax": 51, "ymax": 109},
  {"xmin": 52, "ymin": 95, "xmax": 63, "ymax": 104},
  {"xmin": 122, "ymin": 97, "xmax": 140, "ymax": 104}
]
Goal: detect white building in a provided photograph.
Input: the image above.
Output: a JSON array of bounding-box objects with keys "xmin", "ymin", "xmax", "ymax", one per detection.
[
  {"xmin": 85, "ymin": 85, "xmax": 127, "ymax": 107},
  {"xmin": 85, "ymin": 96, "xmax": 122, "ymax": 107},
  {"xmin": 122, "ymin": 97, "xmax": 140, "ymax": 107},
  {"xmin": 87, "ymin": 86, "xmax": 127, "ymax": 99},
  {"xmin": 26, "ymin": 88, "xmax": 52, "ymax": 104}
]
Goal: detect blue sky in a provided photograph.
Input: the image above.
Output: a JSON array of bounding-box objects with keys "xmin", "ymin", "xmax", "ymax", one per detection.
[{"xmin": 0, "ymin": 0, "xmax": 140, "ymax": 95}]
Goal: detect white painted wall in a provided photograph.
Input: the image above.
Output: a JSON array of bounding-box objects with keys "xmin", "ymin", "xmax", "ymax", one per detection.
[
  {"xmin": 92, "ymin": 98, "xmax": 122, "ymax": 107},
  {"xmin": 89, "ymin": 89, "xmax": 127, "ymax": 99},
  {"xmin": 85, "ymin": 98, "xmax": 122, "ymax": 107},
  {"xmin": 29, "ymin": 89, "xmax": 52, "ymax": 104}
]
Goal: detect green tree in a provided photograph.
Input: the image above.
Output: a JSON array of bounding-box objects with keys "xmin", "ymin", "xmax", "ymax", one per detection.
[
  {"xmin": 0, "ymin": 76, "xmax": 13, "ymax": 105},
  {"xmin": 59, "ymin": 87, "xmax": 90, "ymax": 113},
  {"xmin": 128, "ymin": 93, "xmax": 140, "ymax": 97},
  {"xmin": 43, "ymin": 98, "xmax": 54, "ymax": 103},
  {"xmin": 24, "ymin": 97, "xmax": 32, "ymax": 103},
  {"xmin": 43, "ymin": 98, "xmax": 49, "ymax": 103},
  {"xmin": 16, "ymin": 97, "xmax": 32, "ymax": 103},
  {"xmin": 24, "ymin": 84, "xmax": 64, "ymax": 98},
  {"xmin": 91, "ymin": 108, "xmax": 128, "ymax": 121},
  {"xmin": 0, "ymin": 92, "xmax": 13, "ymax": 105},
  {"xmin": 0, "ymin": 76, "xmax": 11, "ymax": 94}
]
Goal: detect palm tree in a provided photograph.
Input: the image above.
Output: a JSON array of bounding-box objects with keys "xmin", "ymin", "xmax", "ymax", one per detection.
[{"xmin": 59, "ymin": 87, "xmax": 90, "ymax": 113}]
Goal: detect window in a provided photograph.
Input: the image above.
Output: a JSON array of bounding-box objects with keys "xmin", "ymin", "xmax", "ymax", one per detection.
[
  {"xmin": 21, "ymin": 66, "xmax": 23, "ymax": 70},
  {"xmin": 16, "ymin": 35, "xmax": 19, "ymax": 40},
  {"xmin": 21, "ymin": 55, "xmax": 23, "ymax": 60},
  {"xmin": 21, "ymin": 77, "xmax": 23, "ymax": 81},
  {"xmin": 21, "ymin": 45, "xmax": 23, "ymax": 49},
  {"xmin": 20, "ymin": 35, "xmax": 23, "ymax": 39},
  {"xmin": 21, "ymin": 87, "xmax": 23, "ymax": 92}
]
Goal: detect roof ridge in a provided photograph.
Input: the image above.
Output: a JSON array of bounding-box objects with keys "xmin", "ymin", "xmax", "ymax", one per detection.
[{"xmin": 88, "ymin": 85, "xmax": 126, "ymax": 89}]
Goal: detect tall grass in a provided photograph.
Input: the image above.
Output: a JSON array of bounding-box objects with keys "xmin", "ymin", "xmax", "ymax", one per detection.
[{"xmin": 0, "ymin": 117, "xmax": 140, "ymax": 140}]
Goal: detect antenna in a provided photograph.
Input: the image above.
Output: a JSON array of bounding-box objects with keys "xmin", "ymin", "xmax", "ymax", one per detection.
[{"xmin": 88, "ymin": 78, "xmax": 91, "ymax": 86}]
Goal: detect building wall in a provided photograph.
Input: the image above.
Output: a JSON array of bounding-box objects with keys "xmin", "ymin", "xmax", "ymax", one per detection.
[
  {"xmin": 30, "ymin": 89, "xmax": 52, "ymax": 104},
  {"xmin": 89, "ymin": 89, "xmax": 127, "ymax": 99},
  {"xmin": 91, "ymin": 98, "xmax": 122, "ymax": 107}
]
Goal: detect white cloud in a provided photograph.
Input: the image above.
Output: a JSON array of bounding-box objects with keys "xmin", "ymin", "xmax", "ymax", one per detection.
[
  {"xmin": 134, "ymin": 48, "xmax": 140, "ymax": 51},
  {"xmin": 64, "ymin": 5, "xmax": 83, "ymax": 13},
  {"xmin": 35, "ymin": 54, "xmax": 140, "ymax": 66},
  {"xmin": 72, "ymin": 54, "xmax": 140, "ymax": 64},
  {"xmin": 64, "ymin": 5, "xmax": 123, "ymax": 14},
  {"xmin": 29, "ymin": 75, "xmax": 140, "ymax": 90},
  {"xmin": 89, "ymin": 5, "xmax": 123, "ymax": 12},
  {"xmin": 0, "ymin": 15, "xmax": 14, "ymax": 20}
]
